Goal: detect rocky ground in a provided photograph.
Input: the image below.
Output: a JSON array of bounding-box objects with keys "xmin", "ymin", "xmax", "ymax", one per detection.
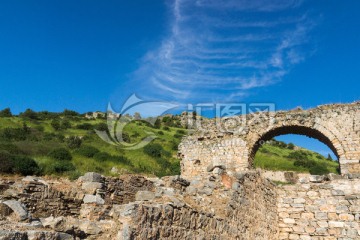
[{"xmin": 2, "ymin": 170, "xmax": 359, "ymax": 239}]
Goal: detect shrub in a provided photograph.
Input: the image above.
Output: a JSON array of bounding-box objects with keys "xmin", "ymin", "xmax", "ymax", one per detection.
[
  {"xmin": 61, "ymin": 120, "xmax": 72, "ymax": 129},
  {"xmin": 20, "ymin": 109, "xmax": 38, "ymax": 120},
  {"xmin": 173, "ymin": 133, "xmax": 183, "ymax": 139},
  {"xmin": 287, "ymin": 143, "xmax": 295, "ymax": 150},
  {"xmin": 170, "ymin": 140, "xmax": 179, "ymax": 150},
  {"xmin": 95, "ymin": 123, "xmax": 108, "ymax": 131},
  {"xmin": 111, "ymin": 155, "xmax": 131, "ymax": 165},
  {"xmin": 51, "ymin": 161, "xmax": 75, "ymax": 173},
  {"xmin": 176, "ymin": 129, "xmax": 185, "ymax": 135},
  {"xmin": 0, "ymin": 108, "xmax": 12, "ymax": 117},
  {"xmin": 169, "ymin": 161, "xmax": 181, "ymax": 175},
  {"xmin": 309, "ymin": 164, "xmax": 330, "ymax": 175},
  {"xmin": 51, "ymin": 119, "xmax": 61, "ymax": 130},
  {"xmin": 0, "ymin": 127, "xmax": 28, "ymax": 141},
  {"xmin": 66, "ymin": 136, "xmax": 82, "ymax": 149},
  {"xmin": 93, "ymin": 152, "xmax": 111, "ymax": 161},
  {"xmin": 12, "ymin": 156, "xmax": 40, "ymax": 175},
  {"xmin": 287, "ymin": 150, "xmax": 309, "ymax": 160},
  {"xmin": 163, "ymin": 126, "xmax": 170, "ymax": 131},
  {"xmin": 143, "ymin": 143, "xmax": 163, "ymax": 158},
  {"xmin": 76, "ymin": 145, "xmax": 100, "ymax": 158},
  {"xmin": 294, "ymin": 159, "xmax": 317, "ymax": 168},
  {"xmin": 158, "ymin": 131, "xmax": 164, "ymax": 135},
  {"xmin": 48, "ymin": 148, "xmax": 72, "ymax": 161},
  {"xmin": 0, "ymin": 151, "xmax": 14, "ymax": 173},
  {"xmin": 76, "ymin": 123, "xmax": 93, "ymax": 130},
  {"xmin": 62, "ymin": 109, "xmax": 79, "ymax": 117},
  {"xmin": 0, "ymin": 143, "xmax": 24, "ymax": 155}
]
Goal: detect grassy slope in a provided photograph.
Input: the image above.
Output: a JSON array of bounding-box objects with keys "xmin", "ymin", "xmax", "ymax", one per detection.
[
  {"xmin": 254, "ymin": 143, "xmax": 339, "ymax": 174},
  {"xmin": 0, "ymin": 116, "xmax": 184, "ymax": 178}
]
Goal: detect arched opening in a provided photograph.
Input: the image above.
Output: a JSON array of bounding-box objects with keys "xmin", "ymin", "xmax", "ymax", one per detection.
[{"xmin": 250, "ymin": 126, "xmax": 341, "ymax": 175}]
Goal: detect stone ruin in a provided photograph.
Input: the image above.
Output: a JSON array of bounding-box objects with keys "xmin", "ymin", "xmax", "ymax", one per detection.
[{"xmin": 0, "ymin": 102, "xmax": 360, "ymax": 239}]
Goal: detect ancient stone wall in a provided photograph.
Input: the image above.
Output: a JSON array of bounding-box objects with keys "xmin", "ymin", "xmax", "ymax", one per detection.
[
  {"xmin": 117, "ymin": 171, "xmax": 278, "ymax": 240},
  {"xmin": 179, "ymin": 102, "xmax": 360, "ymax": 178},
  {"xmin": 3, "ymin": 171, "xmax": 360, "ymax": 239},
  {"xmin": 277, "ymin": 175, "xmax": 360, "ymax": 239}
]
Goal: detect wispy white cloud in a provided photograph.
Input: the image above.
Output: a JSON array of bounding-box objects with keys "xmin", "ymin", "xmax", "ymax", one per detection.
[{"xmin": 132, "ymin": 0, "xmax": 316, "ymax": 103}]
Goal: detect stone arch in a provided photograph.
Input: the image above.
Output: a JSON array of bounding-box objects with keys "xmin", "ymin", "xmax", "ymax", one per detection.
[{"xmin": 248, "ymin": 125, "xmax": 345, "ymax": 172}]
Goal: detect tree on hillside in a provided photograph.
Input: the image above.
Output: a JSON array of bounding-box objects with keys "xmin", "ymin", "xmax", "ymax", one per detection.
[
  {"xmin": 62, "ymin": 109, "xmax": 79, "ymax": 117},
  {"xmin": 327, "ymin": 153, "xmax": 333, "ymax": 161},
  {"xmin": 20, "ymin": 109, "xmax": 38, "ymax": 120},
  {"xmin": 51, "ymin": 119, "xmax": 61, "ymax": 131},
  {"xmin": 0, "ymin": 108, "xmax": 12, "ymax": 117},
  {"xmin": 287, "ymin": 143, "xmax": 295, "ymax": 150},
  {"xmin": 154, "ymin": 119, "xmax": 161, "ymax": 129}
]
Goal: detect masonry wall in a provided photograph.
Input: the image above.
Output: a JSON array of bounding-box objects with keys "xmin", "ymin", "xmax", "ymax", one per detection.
[
  {"xmin": 180, "ymin": 102, "xmax": 360, "ymax": 178},
  {"xmin": 117, "ymin": 172, "xmax": 278, "ymax": 240},
  {"xmin": 277, "ymin": 176, "xmax": 360, "ymax": 239}
]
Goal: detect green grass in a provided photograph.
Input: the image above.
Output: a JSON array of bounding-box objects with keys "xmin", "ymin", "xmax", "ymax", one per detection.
[
  {"xmin": 254, "ymin": 142, "xmax": 340, "ymax": 174},
  {"xmin": 0, "ymin": 115, "xmax": 185, "ymax": 177}
]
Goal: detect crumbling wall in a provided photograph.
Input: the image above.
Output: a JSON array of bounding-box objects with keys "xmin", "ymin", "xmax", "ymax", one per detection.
[{"xmin": 117, "ymin": 172, "xmax": 278, "ymax": 239}]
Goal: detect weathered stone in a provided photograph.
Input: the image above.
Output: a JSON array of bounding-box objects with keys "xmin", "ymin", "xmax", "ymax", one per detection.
[
  {"xmin": 82, "ymin": 172, "xmax": 104, "ymax": 183},
  {"xmin": 1, "ymin": 200, "xmax": 29, "ymax": 220},
  {"xmin": 81, "ymin": 182, "xmax": 104, "ymax": 194},
  {"xmin": 135, "ymin": 191, "xmax": 155, "ymax": 201},
  {"xmin": 83, "ymin": 194, "xmax": 105, "ymax": 205},
  {"xmin": 309, "ymin": 175, "xmax": 325, "ymax": 183}
]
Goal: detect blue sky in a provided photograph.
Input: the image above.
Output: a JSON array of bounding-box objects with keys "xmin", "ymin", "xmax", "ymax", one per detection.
[{"xmin": 0, "ymin": 0, "xmax": 359, "ymax": 157}]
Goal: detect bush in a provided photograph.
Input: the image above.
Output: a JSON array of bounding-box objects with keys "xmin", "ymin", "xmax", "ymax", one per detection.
[
  {"xmin": 51, "ymin": 119, "xmax": 61, "ymax": 130},
  {"xmin": 173, "ymin": 133, "xmax": 183, "ymax": 139},
  {"xmin": 51, "ymin": 161, "xmax": 76, "ymax": 173},
  {"xmin": 12, "ymin": 156, "xmax": 40, "ymax": 175},
  {"xmin": 66, "ymin": 136, "xmax": 82, "ymax": 149},
  {"xmin": 287, "ymin": 150, "xmax": 309, "ymax": 160},
  {"xmin": 158, "ymin": 131, "xmax": 164, "ymax": 135},
  {"xmin": 48, "ymin": 148, "xmax": 72, "ymax": 161},
  {"xmin": 143, "ymin": 143, "xmax": 163, "ymax": 158},
  {"xmin": 93, "ymin": 152, "xmax": 111, "ymax": 161},
  {"xmin": 0, "ymin": 108, "xmax": 12, "ymax": 117},
  {"xmin": 111, "ymin": 155, "xmax": 131, "ymax": 164},
  {"xmin": 76, "ymin": 123, "xmax": 93, "ymax": 130},
  {"xmin": 95, "ymin": 123, "xmax": 108, "ymax": 131},
  {"xmin": 0, "ymin": 127, "xmax": 28, "ymax": 141},
  {"xmin": 309, "ymin": 164, "xmax": 330, "ymax": 175},
  {"xmin": 176, "ymin": 129, "xmax": 185, "ymax": 135},
  {"xmin": 20, "ymin": 109, "xmax": 38, "ymax": 120},
  {"xmin": 0, "ymin": 143, "xmax": 24, "ymax": 155},
  {"xmin": 0, "ymin": 151, "xmax": 14, "ymax": 173},
  {"xmin": 61, "ymin": 120, "xmax": 72, "ymax": 129},
  {"xmin": 76, "ymin": 145, "xmax": 100, "ymax": 158},
  {"xmin": 287, "ymin": 143, "xmax": 295, "ymax": 150},
  {"xmin": 163, "ymin": 126, "xmax": 170, "ymax": 131},
  {"xmin": 170, "ymin": 140, "xmax": 179, "ymax": 150},
  {"xmin": 294, "ymin": 159, "xmax": 317, "ymax": 168},
  {"xmin": 62, "ymin": 109, "xmax": 79, "ymax": 117}
]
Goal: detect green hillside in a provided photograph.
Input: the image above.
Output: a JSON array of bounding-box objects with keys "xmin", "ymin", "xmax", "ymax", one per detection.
[
  {"xmin": 0, "ymin": 108, "xmax": 340, "ymax": 178},
  {"xmin": 254, "ymin": 139, "xmax": 340, "ymax": 175},
  {"xmin": 0, "ymin": 109, "xmax": 184, "ymax": 178}
]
